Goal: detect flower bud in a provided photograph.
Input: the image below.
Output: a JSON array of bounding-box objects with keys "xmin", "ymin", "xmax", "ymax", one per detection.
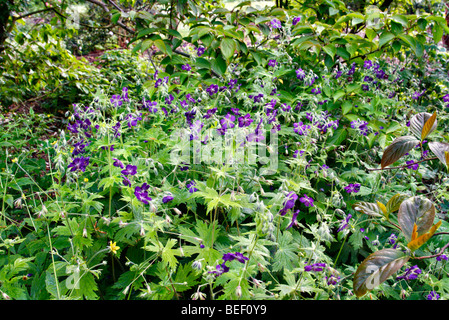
[{"xmin": 235, "ymin": 285, "xmax": 242, "ymax": 298}]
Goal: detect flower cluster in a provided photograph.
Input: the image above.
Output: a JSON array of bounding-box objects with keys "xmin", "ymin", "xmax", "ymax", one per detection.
[
  {"xmin": 337, "ymin": 213, "xmax": 352, "ymax": 232},
  {"xmin": 134, "ymin": 183, "xmax": 152, "ymax": 204},
  {"xmin": 344, "ymin": 183, "xmax": 360, "ymax": 194},
  {"xmin": 304, "ymin": 263, "xmax": 326, "ymax": 272},
  {"xmin": 396, "ymin": 265, "xmax": 421, "ymax": 281},
  {"xmin": 209, "ymin": 252, "xmax": 249, "ymax": 276},
  {"xmin": 350, "ymin": 119, "xmax": 369, "ymax": 136},
  {"xmin": 299, "ymin": 194, "xmax": 314, "ymax": 207},
  {"xmin": 68, "ymin": 156, "xmax": 90, "ymax": 172}
]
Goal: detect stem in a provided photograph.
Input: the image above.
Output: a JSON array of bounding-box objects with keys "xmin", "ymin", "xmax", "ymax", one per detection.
[{"xmin": 367, "ymin": 157, "xmax": 437, "ymax": 171}]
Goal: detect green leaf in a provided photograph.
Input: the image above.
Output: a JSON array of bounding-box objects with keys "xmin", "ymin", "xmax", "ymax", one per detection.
[
  {"xmin": 391, "ymin": 15, "xmax": 408, "ymax": 27},
  {"xmin": 409, "ymin": 112, "xmax": 437, "ymax": 141},
  {"xmin": 432, "ymin": 23, "xmax": 444, "ymax": 44},
  {"xmin": 353, "ymin": 249, "xmax": 410, "ymax": 297},
  {"xmin": 220, "ymin": 37, "xmax": 237, "ymax": 60},
  {"xmin": 398, "ymin": 196, "xmax": 436, "ymax": 242},
  {"xmin": 341, "ymin": 101, "xmax": 352, "ymax": 115},
  {"xmin": 322, "ymin": 44, "xmax": 336, "ymax": 58},
  {"xmin": 336, "ymin": 47, "xmax": 350, "ymax": 60},
  {"xmin": 211, "ymin": 54, "xmax": 227, "ymax": 76},
  {"xmin": 378, "ymin": 31, "xmax": 395, "ymax": 48},
  {"xmin": 380, "ymin": 135, "xmax": 420, "ymax": 169}
]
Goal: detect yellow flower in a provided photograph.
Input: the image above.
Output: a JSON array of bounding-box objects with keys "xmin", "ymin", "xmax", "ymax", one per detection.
[
  {"xmin": 84, "ymin": 178, "xmax": 89, "ymax": 183},
  {"xmin": 11, "ymin": 158, "xmax": 18, "ymax": 163},
  {"xmin": 109, "ymin": 241, "xmax": 120, "ymax": 254}
]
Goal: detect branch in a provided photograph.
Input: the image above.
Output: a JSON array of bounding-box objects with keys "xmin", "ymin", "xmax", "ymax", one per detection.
[
  {"xmin": 366, "ymin": 157, "xmax": 438, "ymax": 171},
  {"xmin": 12, "ymin": 8, "xmax": 54, "ymax": 21},
  {"xmin": 414, "ymin": 241, "xmax": 449, "ymax": 260},
  {"xmin": 84, "ymin": 0, "xmax": 135, "ymax": 34}
]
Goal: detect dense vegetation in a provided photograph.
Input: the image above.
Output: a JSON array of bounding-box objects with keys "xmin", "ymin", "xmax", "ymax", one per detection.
[{"xmin": 1, "ymin": 0, "xmax": 449, "ymax": 300}]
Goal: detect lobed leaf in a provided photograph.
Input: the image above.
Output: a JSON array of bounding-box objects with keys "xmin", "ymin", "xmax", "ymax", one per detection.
[
  {"xmin": 353, "ymin": 249, "xmax": 410, "ymax": 297},
  {"xmin": 380, "ymin": 135, "xmax": 419, "ymax": 169}
]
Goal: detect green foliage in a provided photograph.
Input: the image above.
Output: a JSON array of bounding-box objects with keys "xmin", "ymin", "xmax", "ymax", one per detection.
[{"xmin": 1, "ymin": 0, "xmax": 449, "ymax": 302}]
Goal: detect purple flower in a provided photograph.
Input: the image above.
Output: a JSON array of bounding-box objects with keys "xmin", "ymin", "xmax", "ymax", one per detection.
[
  {"xmin": 134, "ymin": 183, "xmax": 152, "ymax": 204},
  {"xmin": 286, "ymin": 209, "xmax": 300, "ymax": 229},
  {"xmin": 268, "ymin": 59, "xmax": 277, "ymax": 67},
  {"xmin": 121, "ymin": 164, "xmax": 137, "ymax": 176},
  {"xmin": 279, "ymin": 192, "xmax": 298, "ymax": 216},
  {"xmin": 122, "ymin": 175, "xmax": 131, "ymax": 187},
  {"xmin": 443, "ymin": 94, "xmax": 449, "ymax": 103},
  {"xmin": 72, "ymin": 140, "xmax": 87, "ymax": 156},
  {"xmin": 155, "ymin": 78, "xmax": 163, "ymax": 88},
  {"xmin": 388, "ymin": 233, "xmax": 398, "ymax": 248},
  {"xmin": 293, "ymin": 122, "xmax": 311, "ymax": 136},
  {"xmin": 203, "ymin": 107, "xmax": 217, "ymax": 119},
  {"xmin": 344, "ymin": 183, "xmax": 361, "ymax": 194},
  {"xmin": 165, "ymin": 94, "xmax": 174, "ymax": 105},
  {"xmin": 112, "ymin": 158, "xmax": 125, "ymax": 169},
  {"xmin": 121, "ymin": 87, "xmax": 129, "ymax": 102},
  {"xmin": 296, "ymin": 68, "xmax": 306, "ymax": 80},
  {"xmin": 220, "ymin": 113, "xmax": 236, "ymax": 129},
  {"xmin": 206, "ymin": 84, "xmax": 219, "ymax": 96},
  {"xmin": 293, "ymin": 150, "xmax": 305, "ymax": 158},
  {"xmin": 396, "ymin": 265, "xmax": 421, "ymax": 281},
  {"xmin": 292, "ymin": 16, "xmax": 301, "ymax": 25},
  {"xmin": 305, "ymin": 263, "xmax": 326, "ymax": 272},
  {"xmin": 209, "ymin": 252, "xmax": 248, "ymax": 277},
  {"xmin": 326, "ymin": 274, "xmax": 340, "ymax": 285},
  {"xmin": 144, "ymin": 100, "xmax": 158, "ymax": 113},
  {"xmin": 110, "ymin": 94, "xmax": 123, "ymax": 107},
  {"xmin": 197, "ymin": 46, "xmax": 205, "ymax": 56},
  {"xmin": 347, "ymin": 62, "xmax": 356, "ymax": 76},
  {"xmin": 181, "ymin": 64, "xmax": 191, "ymax": 71},
  {"xmin": 350, "ymin": 119, "xmax": 369, "ymax": 136},
  {"xmin": 311, "ymin": 87, "xmax": 321, "ymax": 95},
  {"xmin": 186, "ymin": 180, "xmax": 198, "ymax": 193},
  {"xmin": 209, "ymin": 263, "xmax": 229, "ymax": 276},
  {"xmin": 126, "ymin": 113, "xmax": 142, "ymax": 128},
  {"xmin": 68, "ymin": 157, "xmax": 90, "ymax": 172},
  {"xmin": 436, "ymin": 254, "xmax": 448, "ymax": 262},
  {"xmin": 250, "ymin": 93, "xmax": 264, "ymax": 103},
  {"xmin": 363, "ymin": 60, "xmax": 372, "ymax": 69},
  {"xmin": 337, "ymin": 214, "xmax": 352, "ymax": 232},
  {"xmin": 271, "ymin": 18, "xmax": 282, "ymax": 29},
  {"xmin": 427, "ymin": 291, "xmax": 440, "ymax": 300},
  {"xmin": 412, "ymin": 90, "xmax": 426, "ymax": 100},
  {"xmin": 112, "ymin": 121, "xmax": 121, "ymax": 138},
  {"xmin": 162, "ymin": 195, "xmax": 174, "ymax": 203},
  {"xmin": 238, "ymin": 113, "xmax": 253, "ymax": 127},
  {"xmin": 406, "ymin": 160, "xmax": 419, "ymax": 170},
  {"xmin": 299, "ymin": 194, "xmax": 314, "ymax": 207}
]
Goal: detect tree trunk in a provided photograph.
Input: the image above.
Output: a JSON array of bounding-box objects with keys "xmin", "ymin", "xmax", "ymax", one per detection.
[
  {"xmin": 379, "ymin": 0, "xmax": 394, "ymax": 11},
  {"xmin": 443, "ymin": 5, "xmax": 449, "ymax": 49},
  {"xmin": 0, "ymin": 0, "xmax": 11, "ymax": 54}
]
